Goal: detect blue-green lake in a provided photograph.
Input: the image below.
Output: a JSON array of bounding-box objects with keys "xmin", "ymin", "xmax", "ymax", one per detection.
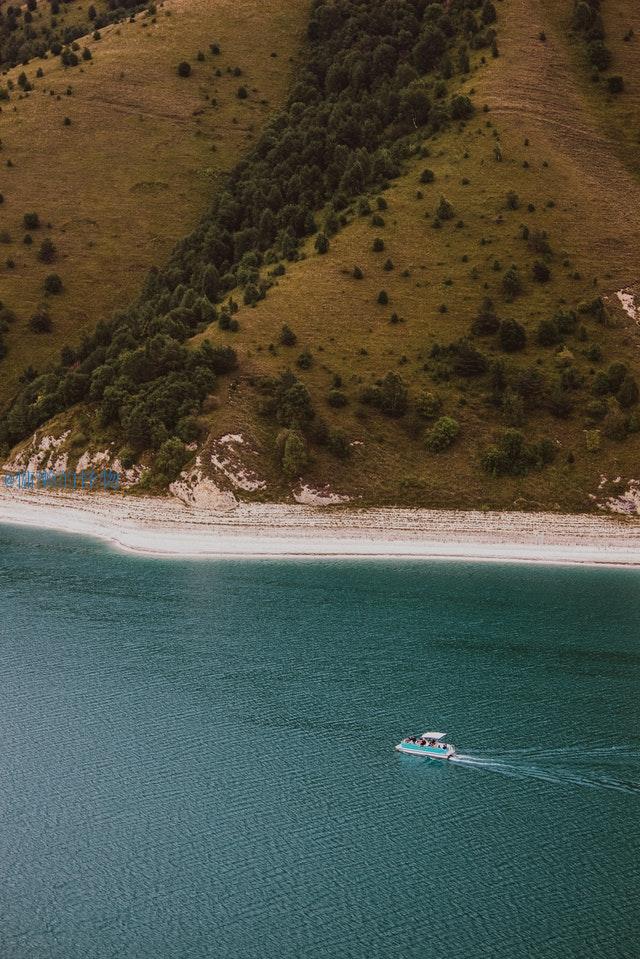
[{"xmin": 1, "ymin": 524, "xmax": 639, "ymax": 958}]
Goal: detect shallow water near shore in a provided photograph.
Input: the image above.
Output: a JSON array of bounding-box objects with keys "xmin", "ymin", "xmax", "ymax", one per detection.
[{"xmin": 1, "ymin": 523, "xmax": 639, "ymax": 958}]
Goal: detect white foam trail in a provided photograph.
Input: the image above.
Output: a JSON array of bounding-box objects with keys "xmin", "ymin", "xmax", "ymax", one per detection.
[{"xmin": 451, "ymin": 753, "xmax": 640, "ymax": 796}]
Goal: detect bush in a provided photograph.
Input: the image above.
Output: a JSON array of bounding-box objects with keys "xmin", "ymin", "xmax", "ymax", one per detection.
[
  {"xmin": 29, "ymin": 309, "xmax": 52, "ymax": 333},
  {"xmin": 416, "ymin": 390, "xmax": 442, "ymax": 419},
  {"xmin": 377, "ymin": 290, "xmax": 389, "ymax": 305},
  {"xmin": 177, "ymin": 61, "xmax": 191, "ymax": 78},
  {"xmin": 449, "ymin": 94, "xmax": 474, "ymax": 119},
  {"xmin": 536, "ymin": 318, "xmax": 561, "ymax": 346},
  {"xmin": 603, "ymin": 411, "xmax": 628, "ymax": 441},
  {"xmin": 44, "ymin": 273, "xmax": 63, "ymax": 294},
  {"xmin": 482, "ymin": 429, "xmax": 553, "ymax": 476},
  {"xmin": 278, "ymin": 429, "xmax": 308, "ymax": 477},
  {"xmin": 237, "ymin": 86, "xmax": 248, "ymax": 99},
  {"xmin": 279, "ymin": 324, "xmax": 297, "ymax": 346},
  {"xmin": 501, "ymin": 266, "xmax": 522, "ymax": 300},
  {"xmin": 420, "ymin": 168, "xmax": 435, "ymax": 184},
  {"xmin": 327, "ymin": 389, "xmax": 348, "ymax": 408},
  {"xmin": 372, "ymin": 237, "xmax": 385, "ymax": 252},
  {"xmin": 471, "ymin": 297, "xmax": 499, "ymax": 335},
  {"xmin": 360, "ymin": 371, "xmax": 408, "ymax": 417},
  {"xmin": 314, "ymin": 232, "xmax": 329, "ymax": 254},
  {"xmin": 155, "ymin": 437, "xmax": 189, "ymax": 482},
  {"xmin": 425, "ymin": 416, "xmax": 460, "ymax": 452},
  {"xmin": 532, "ymin": 260, "xmax": 550, "ymax": 283},
  {"xmin": 617, "ymin": 375, "xmax": 639, "ymax": 409},
  {"xmin": 499, "ymin": 319, "xmax": 526, "ymax": 352},
  {"xmin": 436, "ymin": 195, "xmax": 455, "ymax": 220},
  {"xmin": 607, "ymin": 75, "xmax": 624, "ymax": 94},
  {"xmin": 506, "ymin": 191, "xmax": 520, "ymax": 210},
  {"xmin": 38, "ymin": 238, "xmax": 56, "ymax": 263},
  {"xmin": 23, "ymin": 212, "xmax": 40, "ymax": 230},
  {"xmin": 452, "ymin": 340, "xmax": 488, "ymax": 376}
]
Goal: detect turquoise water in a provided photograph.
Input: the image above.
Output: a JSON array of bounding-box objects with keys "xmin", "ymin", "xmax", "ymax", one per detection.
[{"xmin": 1, "ymin": 524, "xmax": 639, "ymax": 959}]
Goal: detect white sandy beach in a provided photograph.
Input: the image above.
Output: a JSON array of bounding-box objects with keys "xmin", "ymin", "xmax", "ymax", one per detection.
[{"xmin": 1, "ymin": 487, "xmax": 640, "ymax": 566}]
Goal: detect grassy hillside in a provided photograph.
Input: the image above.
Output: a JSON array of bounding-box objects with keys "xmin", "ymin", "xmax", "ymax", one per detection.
[
  {"xmin": 0, "ymin": 0, "xmax": 306, "ymax": 403},
  {"xmin": 3, "ymin": 0, "xmax": 640, "ymax": 514}
]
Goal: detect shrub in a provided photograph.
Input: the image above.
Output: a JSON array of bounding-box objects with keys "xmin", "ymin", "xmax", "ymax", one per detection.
[
  {"xmin": 481, "ymin": 429, "xmax": 553, "ymax": 476},
  {"xmin": 237, "ymin": 86, "xmax": 248, "ymax": 99},
  {"xmin": 154, "ymin": 437, "xmax": 188, "ymax": 482},
  {"xmin": 452, "ymin": 340, "xmax": 488, "ymax": 377},
  {"xmin": 471, "ymin": 297, "xmax": 499, "ymax": 335},
  {"xmin": 420, "ymin": 168, "xmax": 435, "ymax": 184},
  {"xmin": 449, "ymin": 94, "xmax": 474, "ymax": 119},
  {"xmin": 44, "ymin": 273, "xmax": 63, "ymax": 294},
  {"xmin": 617, "ymin": 375, "xmax": 639, "ymax": 408},
  {"xmin": 279, "ymin": 324, "xmax": 297, "ymax": 346},
  {"xmin": 314, "ymin": 232, "xmax": 329, "ymax": 254},
  {"xmin": 38, "ymin": 238, "xmax": 56, "ymax": 263},
  {"xmin": 425, "ymin": 416, "xmax": 460, "ymax": 452},
  {"xmin": 372, "ymin": 237, "xmax": 385, "ymax": 252},
  {"xmin": 360, "ymin": 371, "xmax": 408, "ymax": 417},
  {"xmin": 585, "ymin": 429, "xmax": 601, "ymax": 453},
  {"xmin": 23, "ymin": 212, "xmax": 40, "ymax": 230},
  {"xmin": 177, "ymin": 61, "xmax": 191, "ymax": 78},
  {"xmin": 297, "ymin": 349, "xmax": 313, "ymax": 370},
  {"xmin": 506, "ymin": 191, "xmax": 520, "ymax": 210},
  {"xmin": 536, "ymin": 318, "xmax": 561, "ymax": 346},
  {"xmin": 327, "ymin": 389, "xmax": 348, "ymax": 408},
  {"xmin": 499, "ymin": 319, "xmax": 526, "ymax": 352},
  {"xmin": 353, "ymin": 266, "xmax": 364, "ymax": 279},
  {"xmin": 436, "ymin": 195, "xmax": 455, "ymax": 220},
  {"xmin": 377, "ymin": 290, "xmax": 389, "ymax": 305},
  {"xmin": 416, "ymin": 390, "xmax": 442, "ymax": 419},
  {"xmin": 532, "ymin": 260, "xmax": 550, "ymax": 283},
  {"xmin": 603, "ymin": 411, "xmax": 628, "ymax": 441},
  {"xmin": 29, "ymin": 309, "xmax": 52, "ymax": 333},
  {"xmin": 278, "ymin": 429, "xmax": 308, "ymax": 476},
  {"xmin": 607, "ymin": 75, "xmax": 624, "ymax": 94},
  {"xmin": 327, "ymin": 429, "xmax": 350, "ymax": 459},
  {"xmin": 501, "ymin": 266, "xmax": 522, "ymax": 300}
]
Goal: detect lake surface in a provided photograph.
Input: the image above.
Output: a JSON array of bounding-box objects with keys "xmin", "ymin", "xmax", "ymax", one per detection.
[{"xmin": 1, "ymin": 524, "xmax": 639, "ymax": 959}]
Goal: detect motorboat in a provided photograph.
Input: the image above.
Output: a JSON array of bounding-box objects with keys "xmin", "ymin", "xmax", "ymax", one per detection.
[{"xmin": 395, "ymin": 731, "xmax": 456, "ymax": 760}]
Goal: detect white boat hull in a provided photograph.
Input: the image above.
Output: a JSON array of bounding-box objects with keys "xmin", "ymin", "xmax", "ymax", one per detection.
[{"xmin": 395, "ymin": 743, "xmax": 456, "ymax": 760}]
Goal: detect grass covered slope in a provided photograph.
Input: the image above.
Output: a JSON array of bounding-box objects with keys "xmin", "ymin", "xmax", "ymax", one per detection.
[
  {"xmin": 0, "ymin": 0, "xmax": 305, "ymax": 402},
  {"xmin": 3, "ymin": 0, "xmax": 640, "ymax": 513}
]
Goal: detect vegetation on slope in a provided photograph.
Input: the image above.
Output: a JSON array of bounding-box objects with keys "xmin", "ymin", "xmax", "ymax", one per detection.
[
  {"xmin": 0, "ymin": 0, "xmax": 304, "ymax": 404},
  {"xmin": 2, "ymin": 0, "xmax": 640, "ymax": 511}
]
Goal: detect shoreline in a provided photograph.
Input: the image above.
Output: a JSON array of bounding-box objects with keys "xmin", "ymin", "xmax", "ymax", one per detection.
[{"xmin": 1, "ymin": 488, "xmax": 640, "ymax": 567}]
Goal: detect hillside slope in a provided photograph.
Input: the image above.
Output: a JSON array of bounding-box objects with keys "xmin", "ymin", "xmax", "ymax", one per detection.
[
  {"xmin": 3, "ymin": 0, "xmax": 640, "ymax": 515},
  {"xmin": 0, "ymin": 0, "xmax": 306, "ymax": 402}
]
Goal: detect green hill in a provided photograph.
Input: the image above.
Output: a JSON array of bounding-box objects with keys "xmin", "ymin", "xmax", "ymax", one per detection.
[{"xmin": 2, "ymin": 0, "xmax": 640, "ymax": 514}]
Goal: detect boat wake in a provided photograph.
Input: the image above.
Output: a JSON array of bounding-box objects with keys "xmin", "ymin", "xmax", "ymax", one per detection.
[{"xmin": 450, "ymin": 747, "xmax": 640, "ymax": 796}]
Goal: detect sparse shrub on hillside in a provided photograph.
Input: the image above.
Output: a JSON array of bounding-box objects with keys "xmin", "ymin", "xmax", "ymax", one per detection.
[
  {"xmin": 177, "ymin": 61, "xmax": 191, "ymax": 78},
  {"xmin": 23, "ymin": 212, "xmax": 39, "ymax": 230},
  {"xmin": 353, "ymin": 266, "xmax": 364, "ymax": 280},
  {"xmin": 436, "ymin": 196, "xmax": 455, "ymax": 221},
  {"xmin": 449, "ymin": 94, "xmax": 474, "ymax": 119},
  {"xmin": 377, "ymin": 290, "xmax": 389, "ymax": 305},
  {"xmin": 237, "ymin": 86, "xmax": 248, "ymax": 99},
  {"xmin": 297, "ymin": 350, "xmax": 313, "ymax": 370},
  {"xmin": 532, "ymin": 260, "xmax": 551, "ymax": 283},
  {"xmin": 314, "ymin": 232, "xmax": 329, "ymax": 254},
  {"xmin": 425, "ymin": 416, "xmax": 459, "ymax": 452},
  {"xmin": 280, "ymin": 324, "xmax": 297, "ymax": 347},
  {"xmin": 416, "ymin": 390, "xmax": 442, "ymax": 419},
  {"xmin": 603, "ymin": 410, "xmax": 628, "ymax": 441},
  {"xmin": 360, "ymin": 372, "xmax": 408, "ymax": 417},
  {"xmin": 607, "ymin": 76, "xmax": 624, "ymax": 94},
  {"xmin": 38, "ymin": 238, "xmax": 56, "ymax": 263},
  {"xmin": 587, "ymin": 40, "xmax": 611, "ymax": 71},
  {"xmin": 471, "ymin": 297, "xmax": 499, "ymax": 335},
  {"xmin": 277, "ymin": 429, "xmax": 308, "ymax": 477},
  {"xmin": 29, "ymin": 309, "xmax": 52, "ymax": 333},
  {"xmin": 481, "ymin": 429, "xmax": 554, "ymax": 476},
  {"xmin": 420, "ymin": 168, "xmax": 435, "ymax": 184},
  {"xmin": 372, "ymin": 237, "xmax": 385, "ymax": 252},
  {"xmin": 617, "ymin": 374, "xmax": 639, "ymax": 408},
  {"xmin": 452, "ymin": 340, "xmax": 488, "ymax": 377},
  {"xmin": 506, "ymin": 191, "xmax": 520, "ymax": 210},
  {"xmin": 501, "ymin": 266, "xmax": 522, "ymax": 301},
  {"xmin": 44, "ymin": 273, "xmax": 63, "ymax": 294},
  {"xmin": 499, "ymin": 319, "xmax": 526, "ymax": 352},
  {"xmin": 536, "ymin": 318, "xmax": 561, "ymax": 346},
  {"xmin": 327, "ymin": 389, "xmax": 348, "ymax": 408}
]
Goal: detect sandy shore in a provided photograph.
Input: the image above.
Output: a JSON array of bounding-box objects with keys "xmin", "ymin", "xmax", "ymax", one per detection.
[{"xmin": 1, "ymin": 487, "xmax": 640, "ymax": 566}]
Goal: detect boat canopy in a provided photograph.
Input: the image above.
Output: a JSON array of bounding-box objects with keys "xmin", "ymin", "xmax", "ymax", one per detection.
[{"xmin": 420, "ymin": 731, "xmax": 445, "ymax": 740}]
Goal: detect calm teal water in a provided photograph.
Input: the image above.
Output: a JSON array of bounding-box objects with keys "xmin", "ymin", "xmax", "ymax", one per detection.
[{"xmin": 0, "ymin": 524, "xmax": 639, "ymax": 959}]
